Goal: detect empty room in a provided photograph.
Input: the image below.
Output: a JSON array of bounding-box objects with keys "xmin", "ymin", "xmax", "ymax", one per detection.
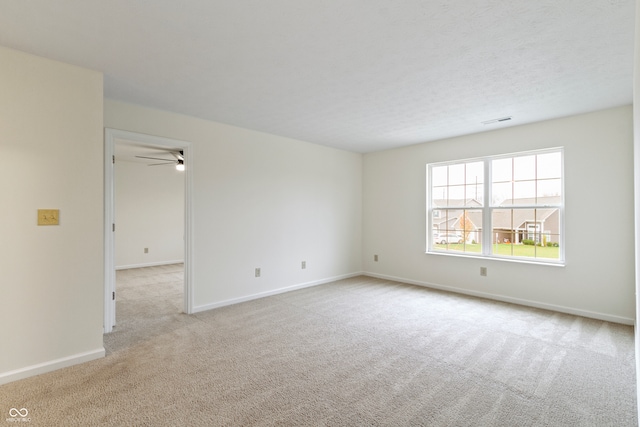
[{"xmin": 1, "ymin": 1, "xmax": 639, "ymax": 425}]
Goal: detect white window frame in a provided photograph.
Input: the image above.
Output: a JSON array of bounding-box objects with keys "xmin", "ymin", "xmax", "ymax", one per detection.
[{"xmin": 426, "ymin": 148, "xmax": 564, "ymax": 265}]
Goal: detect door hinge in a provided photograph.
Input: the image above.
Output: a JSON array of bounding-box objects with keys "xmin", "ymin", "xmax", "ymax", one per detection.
[
  {"xmin": 112, "ymin": 291, "xmax": 115, "ymax": 300},
  {"xmin": 112, "ymin": 223, "xmax": 115, "ymax": 232},
  {"xmin": 112, "ymin": 155, "xmax": 115, "ymax": 164}
]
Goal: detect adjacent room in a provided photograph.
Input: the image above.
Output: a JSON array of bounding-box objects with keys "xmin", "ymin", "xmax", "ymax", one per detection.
[
  {"xmin": 1, "ymin": 1, "xmax": 638, "ymax": 425},
  {"xmin": 112, "ymin": 141, "xmax": 186, "ymax": 336}
]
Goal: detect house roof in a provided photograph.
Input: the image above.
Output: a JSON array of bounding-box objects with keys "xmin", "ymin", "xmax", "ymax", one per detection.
[
  {"xmin": 433, "ymin": 196, "xmax": 560, "ymax": 230},
  {"xmin": 491, "ymin": 208, "xmax": 557, "ymax": 230},
  {"xmin": 432, "ymin": 199, "xmax": 481, "ymax": 227},
  {"xmin": 433, "ymin": 198, "xmax": 483, "ymax": 208},
  {"xmin": 497, "ymin": 195, "xmax": 561, "ymax": 207},
  {"xmin": 433, "ymin": 216, "xmax": 459, "ymax": 228}
]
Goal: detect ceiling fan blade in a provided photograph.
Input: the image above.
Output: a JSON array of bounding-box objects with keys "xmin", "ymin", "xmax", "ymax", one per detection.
[
  {"xmin": 149, "ymin": 162, "xmax": 176, "ymax": 166},
  {"xmin": 171, "ymin": 151, "xmax": 184, "ymax": 161},
  {"xmin": 136, "ymin": 155, "xmax": 174, "ymax": 161}
]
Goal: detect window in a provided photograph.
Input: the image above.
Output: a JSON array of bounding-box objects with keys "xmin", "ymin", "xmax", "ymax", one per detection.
[{"xmin": 427, "ymin": 148, "xmax": 563, "ymax": 264}]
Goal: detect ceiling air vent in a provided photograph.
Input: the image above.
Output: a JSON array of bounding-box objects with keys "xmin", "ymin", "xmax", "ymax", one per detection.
[{"xmin": 482, "ymin": 116, "xmax": 512, "ymax": 125}]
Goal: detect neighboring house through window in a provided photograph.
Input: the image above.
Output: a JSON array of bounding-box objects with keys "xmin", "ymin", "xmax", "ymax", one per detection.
[{"xmin": 427, "ymin": 148, "xmax": 564, "ymax": 264}]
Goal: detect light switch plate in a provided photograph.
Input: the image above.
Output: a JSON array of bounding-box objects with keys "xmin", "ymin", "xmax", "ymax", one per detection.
[{"xmin": 38, "ymin": 209, "xmax": 59, "ymax": 225}]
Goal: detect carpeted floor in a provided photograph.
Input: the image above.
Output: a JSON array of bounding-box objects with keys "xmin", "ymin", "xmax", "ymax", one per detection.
[{"xmin": 1, "ymin": 264, "xmax": 636, "ymax": 426}]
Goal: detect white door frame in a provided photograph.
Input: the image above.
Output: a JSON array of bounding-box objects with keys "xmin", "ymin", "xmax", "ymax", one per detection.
[{"xmin": 104, "ymin": 128, "xmax": 194, "ymax": 333}]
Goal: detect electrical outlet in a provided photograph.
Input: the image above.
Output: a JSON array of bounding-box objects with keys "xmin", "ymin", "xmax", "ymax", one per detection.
[
  {"xmin": 255, "ymin": 268, "xmax": 261, "ymax": 278},
  {"xmin": 301, "ymin": 261, "xmax": 306, "ymax": 269},
  {"xmin": 374, "ymin": 254, "xmax": 378, "ymax": 262},
  {"xmin": 480, "ymin": 267, "xmax": 487, "ymax": 276},
  {"xmin": 144, "ymin": 248, "xmax": 149, "ymax": 254}
]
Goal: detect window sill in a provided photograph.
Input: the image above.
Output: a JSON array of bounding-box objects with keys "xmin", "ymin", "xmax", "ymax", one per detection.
[{"xmin": 425, "ymin": 250, "xmax": 566, "ymax": 267}]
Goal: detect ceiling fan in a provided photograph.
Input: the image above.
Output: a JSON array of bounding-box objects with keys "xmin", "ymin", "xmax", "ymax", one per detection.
[{"xmin": 135, "ymin": 150, "xmax": 185, "ymax": 171}]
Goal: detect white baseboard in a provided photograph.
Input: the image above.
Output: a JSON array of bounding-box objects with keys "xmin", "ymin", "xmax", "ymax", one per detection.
[
  {"xmin": 115, "ymin": 260, "xmax": 184, "ymax": 270},
  {"xmin": 193, "ymin": 272, "xmax": 364, "ymax": 314},
  {"xmin": 0, "ymin": 348, "xmax": 105, "ymax": 386},
  {"xmin": 365, "ymin": 272, "xmax": 635, "ymax": 325}
]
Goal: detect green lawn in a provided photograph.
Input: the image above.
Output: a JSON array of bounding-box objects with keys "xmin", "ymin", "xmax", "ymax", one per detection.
[{"xmin": 434, "ymin": 243, "xmax": 559, "ymax": 259}]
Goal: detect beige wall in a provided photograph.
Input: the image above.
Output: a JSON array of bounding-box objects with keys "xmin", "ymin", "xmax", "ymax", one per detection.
[
  {"xmin": 105, "ymin": 99, "xmax": 363, "ymax": 310},
  {"xmin": 364, "ymin": 106, "xmax": 635, "ymax": 323},
  {"xmin": 0, "ymin": 46, "xmax": 104, "ymax": 383},
  {"xmin": 632, "ymin": 0, "xmax": 640, "ymax": 417},
  {"xmin": 115, "ymin": 160, "xmax": 184, "ymax": 268}
]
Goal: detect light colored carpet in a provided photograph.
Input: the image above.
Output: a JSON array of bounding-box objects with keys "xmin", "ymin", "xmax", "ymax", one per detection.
[{"xmin": 1, "ymin": 264, "xmax": 636, "ymax": 426}]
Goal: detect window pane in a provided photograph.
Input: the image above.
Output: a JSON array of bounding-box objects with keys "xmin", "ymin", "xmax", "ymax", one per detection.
[
  {"xmin": 433, "ymin": 209, "xmax": 482, "ymax": 254},
  {"xmin": 431, "ymin": 162, "xmax": 484, "ymax": 207},
  {"xmin": 537, "ymin": 178, "xmax": 562, "ymax": 199},
  {"xmin": 431, "ymin": 209, "xmax": 449, "ymax": 231},
  {"xmin": 432, "ymin": 209, "xmax": 459, "ymax": 233},
  {"xmin": 442, "ymin": 209, "xmax": 462, "ymax": 232},
  {"xmin": 513, "ymin": 155, "xmax": 536, "ymax": 181},
  {"xmin": 465, "ymin": 183, "xmax": 484, "ymax": 205},
  {"xmin": 448, "ymin": 163, "xmax": 465, "ymax": 185},
  {"xmin": 492, "ymin": 208, "xmax": 525, "ymax": 258},
  {"xmin": 460, "ymin": 209, "xmax": 482, "ymax": 247},
  {"xmin": 513, "ymin": 180, "xmax": 536, "ymax": 201},
  {"xmin": 432, "ymin": 166, "xmax": 448, "ymax": 187},
  {"xmin": 448, "ymin": 184, "xmax": 465, "ymax": 202},
  {"xmin": 465, "ymin": 161, "xmax": 484, "ymax": 184},
  {"xmin": 492, "ymin": 158, "xmax": 512, "ymax": 183},
  {"xmin": 538, "ymin": 233, "xmax": 560, "ymax": 259},
  {"xmin": 492, "ymin": 182, "xmax": 511, "ymax": 205},
  {"xmin": 432, "ymin": 186, "xmax": 448, "ymax": 202},
  {"xmin": 537, "ymin": 152, "xmax": 562, "ymax": 179},
  {"xmin": 491, "ymin": 208, "xmax": 560, "ymax": 260}
]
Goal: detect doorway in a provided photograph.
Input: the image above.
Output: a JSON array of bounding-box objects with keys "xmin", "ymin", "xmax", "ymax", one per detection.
[{"xmin": 104, "ymin": 128, "xmax": 193, "ymax": 333}]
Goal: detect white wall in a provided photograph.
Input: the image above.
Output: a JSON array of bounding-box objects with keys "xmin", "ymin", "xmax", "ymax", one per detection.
[
  {"xmin": 0, "ymin": 46, "xmax": 104, "ymax": 383},
  {"xmin": 632, "ymin": 0, "xmax": 639, "ymax": 417},
  {"xmin": 104, "ymin": 99, "xmax": 363, "ymax": 310},
  {"xmin": 364, "ymin": 106, "xmax": 635, "ymax": 323},
  {"xmin": 115, "ymin": 159, "xmax": 184, "ymax": 268}
]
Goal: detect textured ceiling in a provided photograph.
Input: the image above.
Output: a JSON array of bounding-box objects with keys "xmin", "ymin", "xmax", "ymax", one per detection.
[{"xmin": 0, "ymin": 1, "xmax": 634, "ymax": 153}]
